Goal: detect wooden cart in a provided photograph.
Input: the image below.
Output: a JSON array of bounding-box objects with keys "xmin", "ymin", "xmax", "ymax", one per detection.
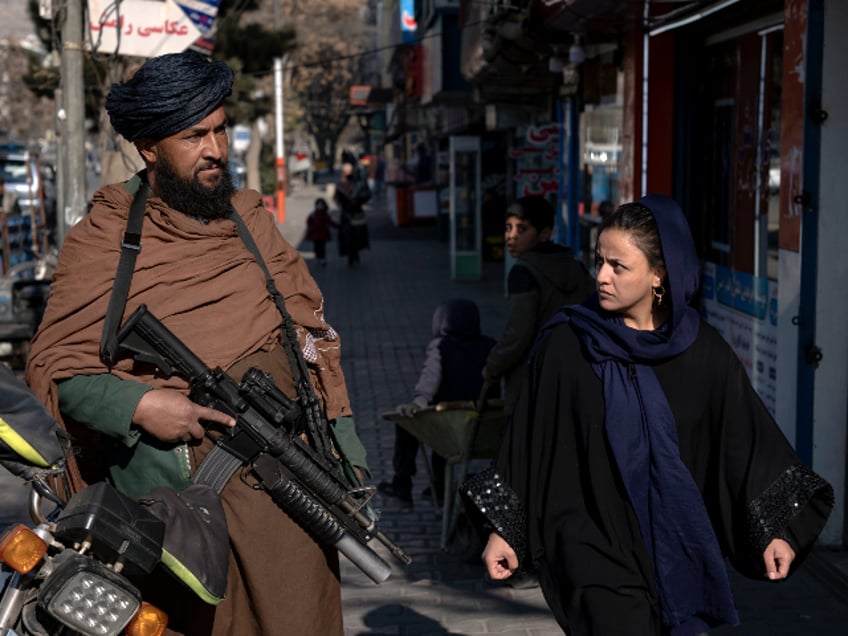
[{"xmin": 381, "ymin": 396, "xmax": 505, "ymax": 549}]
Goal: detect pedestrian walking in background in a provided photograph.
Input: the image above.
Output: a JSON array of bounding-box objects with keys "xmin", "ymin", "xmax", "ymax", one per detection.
[
  {"xmin": 482, "ymin": 195, "xmax": 593, "ymax": 416},
  {"xmin": 373, "ymin": 155, "xmax": 386, "ymax": 201},
  {"xmin": 306, "ymin": 197, "xmax": 338, "ymax": 267},
  {"xmin": 404, "ymin": 142, "xmax": 433, "ymax": 185},
  {"xmin": 334, "ymin": 160, "xmax": 371, "ymax": 268},
  {"xmin": 378, "ymin": 298, "xmax": 496, "ymax": 507},
  {"xmin": 466, "ymin": 194, "xmax": 834, "ymax": 636}
]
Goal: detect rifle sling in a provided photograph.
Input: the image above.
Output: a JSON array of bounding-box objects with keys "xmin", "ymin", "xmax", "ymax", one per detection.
[
  {"xmin": 100, "ymin": 172, "xmax": 149, "ymax": 367},
  {"xmin": 197, "ymin": 210, "xmax": 337, "ymax": 493},
  {"xmin": 226, "ymin": 209, "xmax": 336, "ymax": 460},
  {"xmin": 224, "ymin": 209, "xmax": 312, "ymax": 392}
]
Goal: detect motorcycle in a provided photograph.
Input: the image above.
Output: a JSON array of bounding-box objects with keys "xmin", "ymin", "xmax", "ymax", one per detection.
[{"xmin": 0, "ymin": 474, "xmax": 169, "ymax": 636}]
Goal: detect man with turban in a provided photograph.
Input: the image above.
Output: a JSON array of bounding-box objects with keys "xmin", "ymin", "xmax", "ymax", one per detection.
[{"xmin": 26, "ymin": 51, "xmax": 365, "ymax": 635}]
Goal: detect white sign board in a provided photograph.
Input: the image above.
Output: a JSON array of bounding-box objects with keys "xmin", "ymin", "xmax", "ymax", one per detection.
[{"xmin": 88, "ymin": 0, "xmax": 201, "ymax": 58}]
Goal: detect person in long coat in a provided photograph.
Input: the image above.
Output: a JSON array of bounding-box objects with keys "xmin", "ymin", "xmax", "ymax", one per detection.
[
  {"xmin": 333, "ymin": 161, "xmax": 370, "ymax": 267},
  {"xmin": 26, "ymin": 51, "xmax": 361, "ymax": 636},
  {"xmin": 467, "ymin": 194, "xmax": 833, "ymax": 636}
]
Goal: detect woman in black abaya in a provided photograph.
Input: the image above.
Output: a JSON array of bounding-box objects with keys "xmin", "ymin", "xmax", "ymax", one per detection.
[{"xmin": 465, "ymin": 195, "xmax": 833, "ymax": 636}]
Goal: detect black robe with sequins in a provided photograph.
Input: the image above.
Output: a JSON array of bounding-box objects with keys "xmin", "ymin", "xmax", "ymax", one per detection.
[{"xmin": 497, "ymin": 319, "xmax": 833, "ymax": 635}]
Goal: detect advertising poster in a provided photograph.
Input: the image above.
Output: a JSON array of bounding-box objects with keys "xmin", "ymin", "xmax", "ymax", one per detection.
[{"xmin": 700, "ymin": 262, "xmax": 778, "ymax": 416}]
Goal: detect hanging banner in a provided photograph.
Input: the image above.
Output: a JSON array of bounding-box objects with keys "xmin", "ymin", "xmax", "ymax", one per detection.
[{"xmin": 88, "ymin": 0, "xmax": 202, "ymax": 58}]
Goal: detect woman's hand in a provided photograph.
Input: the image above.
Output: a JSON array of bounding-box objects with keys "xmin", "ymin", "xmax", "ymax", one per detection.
[
  {"xmin": 132, "ymin": 389, "xmax": 236, "ymax": 443},
  {"xmin": 763, "ymin": 538, "xmax": 795, "ymax": 580},
  {"xmin": 482, "ymin": 532, "xmax": 519, "ymax": 580}
]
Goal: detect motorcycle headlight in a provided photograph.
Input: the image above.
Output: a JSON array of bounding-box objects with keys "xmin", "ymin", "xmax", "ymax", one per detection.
[{"xmin": 38, "ymin": 554, "xmax": 141, "ymax": 636}]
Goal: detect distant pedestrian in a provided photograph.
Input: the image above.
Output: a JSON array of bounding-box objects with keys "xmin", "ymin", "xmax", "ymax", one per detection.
[
  {"xmin": 306, "ymin": 197, "xmax": 338, "ymax": 267},
  {"xmin": 373, "ymin": 155, "xmax": 386, "ymax": 201},
  {"xmin": 334, "ymin": 161, "xmax": 371, "ymax": 268},
  {"xmin": 404, "ymin": 143, "xmax": 432, "ymax": 185}
]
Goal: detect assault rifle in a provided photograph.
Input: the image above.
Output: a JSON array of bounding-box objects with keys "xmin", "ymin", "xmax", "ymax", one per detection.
[{"xmin": 116, "ymin": 304, "xmax": 411, "ymax": 583}]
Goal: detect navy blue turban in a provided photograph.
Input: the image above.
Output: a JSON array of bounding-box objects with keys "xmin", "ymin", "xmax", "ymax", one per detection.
[{"xmin": 105, "ymin": 51, "xmax": 234, "ymax": 141}]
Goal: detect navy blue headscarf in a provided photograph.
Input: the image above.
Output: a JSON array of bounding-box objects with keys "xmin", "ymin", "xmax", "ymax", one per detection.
[
  {"xmin": 105, "ymin": 51, "xmax": 234, "ymax": 141},
  {"xmin": 556, "ymin": 194, "xmax": 738, "ymax": 634}
]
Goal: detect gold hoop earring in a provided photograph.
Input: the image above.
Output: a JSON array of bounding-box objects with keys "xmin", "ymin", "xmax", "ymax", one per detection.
[{"xmin": 653, "ymin": 285, "xmax": 666, "ymax": 307}]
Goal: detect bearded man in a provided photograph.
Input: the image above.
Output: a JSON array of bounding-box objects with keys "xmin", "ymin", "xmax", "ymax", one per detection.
[{"xmin": 26, "ymin": 52, "xmax": 365, "ymax": 635}]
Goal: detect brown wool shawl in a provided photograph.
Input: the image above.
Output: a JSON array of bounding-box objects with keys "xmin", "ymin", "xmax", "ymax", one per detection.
[{"xmin": 26, "ymin": 182, "xmax": 351, "ymax": 490}]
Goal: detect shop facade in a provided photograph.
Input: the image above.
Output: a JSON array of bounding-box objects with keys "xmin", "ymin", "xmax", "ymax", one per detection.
[{"xmin": 381, "ymin": 0, "xmax": 847, "ymax": 542}]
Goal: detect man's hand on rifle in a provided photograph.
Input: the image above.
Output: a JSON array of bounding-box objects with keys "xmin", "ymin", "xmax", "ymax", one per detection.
[{"xmin": 133, "ymin": 388, "xmax": 236, "ymax": 443}]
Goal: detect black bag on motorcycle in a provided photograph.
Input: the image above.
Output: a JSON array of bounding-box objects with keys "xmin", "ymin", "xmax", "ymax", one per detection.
[
  {"xmin": 136, "ymin": 483, "xmax": 230, "ymax": 605},
  {"xmin": 0, "ymin": 363, "xmax": 67, "ymax": 479}
]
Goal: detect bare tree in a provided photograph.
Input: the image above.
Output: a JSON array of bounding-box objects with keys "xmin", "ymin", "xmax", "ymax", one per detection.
[{"xmin": 287, "ymin": 0, "xmax": 375, "ymax": 171}]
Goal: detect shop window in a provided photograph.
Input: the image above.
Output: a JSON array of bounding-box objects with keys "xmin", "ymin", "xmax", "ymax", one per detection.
[
  {"xmin": 578, "ymin": 78, "xmax": 623, "ymax": 266},
  {"xmin": 688, "ymin": 29, "xmax": 782, "ymax": 281}
]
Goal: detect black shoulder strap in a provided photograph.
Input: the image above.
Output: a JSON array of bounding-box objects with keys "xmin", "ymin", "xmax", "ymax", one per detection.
[
  {"xmin": 225, "ymin": 210, "xmax": 304, "ymax": 377},
  {"xmin": 100, "ymin": 173, "xmax": 149, "ymax": 367}
]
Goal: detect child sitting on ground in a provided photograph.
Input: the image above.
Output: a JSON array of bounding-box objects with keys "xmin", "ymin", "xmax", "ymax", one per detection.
[{"xmin": 379, "ymin": 298, "xmax": 496, "ymax": 507}]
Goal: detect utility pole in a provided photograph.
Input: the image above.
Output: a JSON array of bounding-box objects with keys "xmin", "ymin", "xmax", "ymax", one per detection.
[
  {"xmin": 58, "ymin": 0, "xmax": 87, "ymax": 245},
  {"xmin": 274, "ymin": 55, "xmax": 287, "ymax": 225},
  {"xmin": 272, "ymin": 0, "xmax": 286, "ymax": 225}
]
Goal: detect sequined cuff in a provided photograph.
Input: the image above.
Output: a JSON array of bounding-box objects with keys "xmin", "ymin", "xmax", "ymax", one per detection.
[
  {"xmin": 746, "ymin": 463, "xmax": 833, "ymax": 556},
  {"xmin": 460, "ymin": 466, "xmax": 528, "ymax": 567}
]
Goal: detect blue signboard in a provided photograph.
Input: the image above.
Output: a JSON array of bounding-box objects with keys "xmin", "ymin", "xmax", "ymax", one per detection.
[
  {"xmin": 400, "ymin": 0, "xmax": 417, "ymax": 44},
  {"xmin": 177, "ymin": 0, "xmax": 220, "ymax": 36}
]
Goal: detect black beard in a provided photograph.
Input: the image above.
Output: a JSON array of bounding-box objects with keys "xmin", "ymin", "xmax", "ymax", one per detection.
[{"xmin": 154, "ymin": 157, "xmax": 235, "ymax": 220}]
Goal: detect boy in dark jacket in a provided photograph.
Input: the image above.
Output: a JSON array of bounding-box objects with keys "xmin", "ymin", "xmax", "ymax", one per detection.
[
  {"xmin": 379, "ymin": 298, "xmax": 496, "ymax": 506},
  {"xmin": 483, "ymin": 196, "xmax": 593, "ymax": 415}
]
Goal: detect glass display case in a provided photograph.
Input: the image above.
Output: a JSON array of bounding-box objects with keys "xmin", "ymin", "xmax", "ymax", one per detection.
[{"xmin": 448, "ymin": 136, "xmax": 482, "ymax": 280}]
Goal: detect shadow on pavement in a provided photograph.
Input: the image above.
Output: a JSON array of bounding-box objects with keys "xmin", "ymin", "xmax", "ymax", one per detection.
[{"xmin": 356, "ymin": 604, "xmax": 463, "ymax": 635}]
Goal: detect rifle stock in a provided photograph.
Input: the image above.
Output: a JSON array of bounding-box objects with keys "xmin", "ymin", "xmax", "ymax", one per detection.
[{"xmin": 116, "ymin": 304, "xmax": 411, "ymax": 583}]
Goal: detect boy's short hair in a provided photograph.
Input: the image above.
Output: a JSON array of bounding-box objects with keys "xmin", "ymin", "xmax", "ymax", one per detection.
[{"xmin": 506, "ymin": 196, "xmax": 555, "ymax": 232}]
